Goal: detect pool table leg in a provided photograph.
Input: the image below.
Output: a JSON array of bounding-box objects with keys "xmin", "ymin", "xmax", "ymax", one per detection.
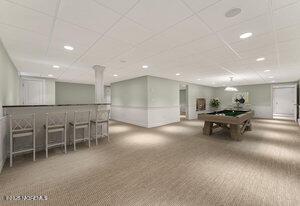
[
  {"xmin": 230, "ymin": 124, "xmax": 242, "ymax": 141},
  {"xmin": 203, "ymin": 121, "xmax": 213, "ymax": 135}
]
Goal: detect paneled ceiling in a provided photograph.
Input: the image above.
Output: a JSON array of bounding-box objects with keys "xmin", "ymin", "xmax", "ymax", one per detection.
[{"xmin": 1, "ymin": 0, "xmax": 300, "ymax": 86}]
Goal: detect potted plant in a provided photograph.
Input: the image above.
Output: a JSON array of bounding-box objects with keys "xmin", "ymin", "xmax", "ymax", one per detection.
[{"xmin": 209, "ymin": 98, "xmax": 220, "ymax": 111}]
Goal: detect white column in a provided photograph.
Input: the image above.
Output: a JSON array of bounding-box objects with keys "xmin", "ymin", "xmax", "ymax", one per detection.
[{"xmin": 93, "ymin": 65, "xmax": 105, "ymax": 103}]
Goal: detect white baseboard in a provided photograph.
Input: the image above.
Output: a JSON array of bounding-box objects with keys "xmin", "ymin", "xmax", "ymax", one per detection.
[
  {"xmin": 111, "ymin": 105, "xmax": 180, "ymax": 128},
  {"xmin": 252, "ymin": 106, "xmax": 273, "ymax": 119},
  {"xmin": 148, "ymin": 106, "xmax": 180, "ymax": 128},
  {"xmin": 111, "ymin": 106, "xmax": 148, "ymax": 127}
]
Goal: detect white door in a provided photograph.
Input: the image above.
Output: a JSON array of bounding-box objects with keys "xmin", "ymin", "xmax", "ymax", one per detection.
[
  {"xmin": 273, "ymin": 85, "xmax": 297, "ymax": 121},
  {"xmin": 22, "ymin": 79, "xmax": 45, "ymax": 105}
]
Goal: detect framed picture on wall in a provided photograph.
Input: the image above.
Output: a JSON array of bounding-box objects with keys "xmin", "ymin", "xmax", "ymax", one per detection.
[
  {"xmin": 232, "ymin": 92, "xmax": 249, "ymax": 104},
  {"xmin": 196, "ymin": 98, "xmax": 206, "ymax": 111}
]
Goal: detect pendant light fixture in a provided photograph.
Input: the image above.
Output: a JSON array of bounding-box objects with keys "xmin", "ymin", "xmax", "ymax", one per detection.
[{"xmin": 225, "ymin": 77, "xmax": 238, "ymax": 91}]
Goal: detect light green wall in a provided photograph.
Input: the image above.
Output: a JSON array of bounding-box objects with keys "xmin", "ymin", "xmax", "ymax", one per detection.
[
  {"xmin": 0, "ymin": 40, "xmax": 20, "ymax": 107},
  {"xmin": 111, "ymin": 76, "xmax": 148, "ymax": 107},
  {"xmin": 186, "ymin": 83, "xmax": 215, "ymax": 119},
  {"xmin": 147, "ymin": 76, "xmax": 179, "ymax": 107},
  {"xmin": 55, "ymin": 82, "xmax": 95, "ymax": 104},
  {"xmin": 111, "ymin": 76, "xmax": 180, "ymax": 107},
  {"xmin": 215, "ymin": 84, "xmax": 272, "ymax": 108}
]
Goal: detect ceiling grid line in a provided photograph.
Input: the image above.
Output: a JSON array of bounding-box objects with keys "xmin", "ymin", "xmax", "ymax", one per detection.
[
  {"xmin": 58, "ymin": 0, "xmax": 143, "ymax": 80},
  {"xmin": 45, "ymin": 0, "xmax": 62, "ymax": 56},
  {"xmin": 180, "ymin": 0, "xmax": 242, "ymax": 76},
  {"xmin": 267, "ymin": 0, "xmax": 281, "ymax": 72}
]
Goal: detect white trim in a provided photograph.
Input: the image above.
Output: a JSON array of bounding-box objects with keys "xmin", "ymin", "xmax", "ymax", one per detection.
[
  {"xmin": 20, "ymin": 77, "xmax": 46, "ymax": 105},
  {"xmin": 111, "ymin": 105, "xmax": 180, "ymax": 128},
  {"xmin": 272, "ymin": 83, "xmax": 297, "ymax": 122}
]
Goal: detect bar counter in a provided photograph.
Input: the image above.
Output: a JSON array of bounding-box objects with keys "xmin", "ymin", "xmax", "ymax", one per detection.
[{"xmin": 3, "ymin": 103, "xmax": 111, "ymax": 151}]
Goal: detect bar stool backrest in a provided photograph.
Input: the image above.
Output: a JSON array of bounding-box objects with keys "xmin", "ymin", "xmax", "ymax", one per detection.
[
  {"xmin": 10, "ymin": 114, "xmax": 35, "ymax": 132},
  {"xmin": 74, "ymin": 110, "xmax": 91, "ymax": 124},
  {"xmin": 96, "ymin": 110, "xmax": 110, "ymax": 122},
  {"xmin": 46, "ymin": 112, "xmax": 67, "ymax": 127}
]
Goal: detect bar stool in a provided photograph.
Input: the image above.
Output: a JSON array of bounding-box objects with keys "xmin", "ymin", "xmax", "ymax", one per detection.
[
  {"xmin": 45, "ymin": 112, "xmax": 67, "ymax": 158},
  {"xmin": 91, "ymin": 110, "xmax": 110, "ymax": 145},
  {"xmin": 69, "ymin": 111, "xmax": 91, "ymax": 151},
  {"xmin": 9, "ymin": 114, "xmax": 36, "ymax": 167}
]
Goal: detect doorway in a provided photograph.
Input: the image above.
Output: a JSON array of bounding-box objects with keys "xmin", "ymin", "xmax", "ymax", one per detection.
[
  {"xmin": 21, "ymin": 77, "xmax": 45, "ymax": 105},
  {"xmin": 272, "ymin": 84, "xmax": 297, "ymax": 121},
  {"xmin": 179, "ymin": 84, "xmax": 188, "ymax": 120}
]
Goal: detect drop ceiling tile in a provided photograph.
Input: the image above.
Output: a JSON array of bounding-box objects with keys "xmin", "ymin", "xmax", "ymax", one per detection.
[
  {"xmin": 0, "ymin": 0, "xmax": 54, "ymax": 35},
  {"xmin": 12, "ymin": 57, "xmax": 67, "ymax": 76},
  {"xmin": 51, "ymin": 19, "xmax": 100, "ymax": 49},
  {"xmin": 157, "ymin": 15, "xmax": 212, "ymax": 46},
  {"xmin": 46, "ymin": 48, "xmax": 80, "ymax": 66},
  {"xmin": 1, "ymin": 39, "xmax": 47, "ymax": 61},
  {"xmin": 276, "ymin": 23, "xmax": 300, "ymax": 42},
  {"xmin": 125, "ymin": 0, "xmax": 193, "ymax": 32},
  {"xmin": 237, "ymin": 44, "xmax": 276, "ymax": 60},
  {"xmin": 181, "ymin": 0, "xmax": 222, "ymax": 12},
  {"xmin": 95, "ymin": 0, "xmax": 139, "ymax": 14},
  {"xmin": 272, "ymin": 0, "xmax": 300, "ymax": 10},
  {"xmin": 6, "ymin": 0, "xmax": 60, "ymax": 16},
  {"xmin": 200, "ymin": 46, "xmax": 239, "ymax": 64},
  {"xmin": 0, "ymin": 24, "xmax": 49, "ymax": 58},
  {"xmin": 58, "ymin": 0, "xmax": 121, "ymax": 33},
  {"xmin": 278, "ymin": 39, "xmax": 300, "ymax": 67},
  {"xmin": 229, "ymin": 32, "xmax": 275, "ymax": 54},
  {"xmin": 198, "ymin": 0, "xmax": 269, "ymax": 31},
  {"xmin": 273, "ymin": 1, "xmax": 300, "ymax": 29},
  {"xmin": 79, "ymin": 36, "xmax": 133, "ymax": 66},
  {"xmin": 176, "ymin": 34, "xmax": 223, "ymax": 54},
  {"xmin": 106, "ymin": 18, "xmax": 153, "ymax": 45},
  {"xmin": 218, "ymin": 14, "xmax": 273, "ymax": 44}
]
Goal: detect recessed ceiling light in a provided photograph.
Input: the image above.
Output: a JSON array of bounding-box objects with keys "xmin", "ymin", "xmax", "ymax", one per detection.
[
  {"xmin": 175, "ymin": 73, "xmax": 181, "ymax": 76},
  {"xmin": 53, "ymin": 65, "xmax": 60, "ymax": 69},
  {"xmin": 256, "ymin": 57, "xmax": 265, "ymax": 62},
  {"xmin": 271, "ymin": 80, "xmax": 275, "ymax": 83},
  {"xmin": 240, "ymin": 32, "xmax": 253, "ymax": 39},
  {"xmin": 64, "ymin": 45, "xmax": 74, "ymax": 51},
  {"xmin": 142, "ymin": 65, "xmax": 149, "ymax": 69},
  {"xmin": 264, "ymin": 69, "xmax": 271, "ymax": 72},
  {"xmin": 113, "ymin": 74, "xmax": 118, "ymax": 77},
  {"xmin": 225, "ymin": 8, "xmax": 242, "ymax": 18},
  {"xmin": 268, "ymin": 76, "xmax": 274, "ymax": 79},
  {"xmin": 48, "ymin": 74, "xmax": 54, "ymax": 77},
  {"xmin": 197, "ymin": 78, "xmax": 201, "ymax": 80}
]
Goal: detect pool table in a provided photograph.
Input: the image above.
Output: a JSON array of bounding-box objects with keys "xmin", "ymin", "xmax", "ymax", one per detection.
[{"xmin": 198, "ymin": 110, "xmax": 254, "ymax": 141}]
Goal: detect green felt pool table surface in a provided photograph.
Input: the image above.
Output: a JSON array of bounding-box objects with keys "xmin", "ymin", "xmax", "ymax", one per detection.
[{"xmin": 208, "ymin": 110, "xmax": 248, "ymax": 117}]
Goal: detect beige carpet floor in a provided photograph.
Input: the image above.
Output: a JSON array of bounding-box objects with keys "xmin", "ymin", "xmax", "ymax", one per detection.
[{"xmin": 0, "ymin": 119, "xmax": 299, "ymax": 206}]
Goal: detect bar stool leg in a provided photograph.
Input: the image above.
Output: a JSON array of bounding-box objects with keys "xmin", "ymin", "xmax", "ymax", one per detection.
[
  {"xmin": 100, "ymin": 124, "xmax": 103, "ymax": 139},
  {"xmin": 107, "ymin": 122, "xmax": 110, "ymax": 142},
  {"xmin": 95, "ymin": 123, "xmax": 98, "ymax": 145},
  {"xmin": 64, "ymin": 127, "xmax": 67, "ymax": 154},
  {"xmin": 46, "ymin": 128, "xmax": 48, "ymax": 158},
  {"xmin": 33, "ymin": 131, "xmax": 36, "ymax": 162},
  {"xmin": 73, "ymin": 126, "xmax": 76, "ymax": 151},
  {"xmin": 88, "ymin": 124, "xmax": 91, "ymax": 148},
  {"xmin": 10, "ymin": 131, "xmax": 13, "ymax": 167}
]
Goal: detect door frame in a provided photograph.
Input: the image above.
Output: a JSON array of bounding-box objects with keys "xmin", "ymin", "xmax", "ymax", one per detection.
[
  {"xmin": 271, "ymin": 83, "xmax": 297, "ymax": 121},
  {"xmin": 20, "ymin": 77, "xmax": 46, "ymax": 105}
]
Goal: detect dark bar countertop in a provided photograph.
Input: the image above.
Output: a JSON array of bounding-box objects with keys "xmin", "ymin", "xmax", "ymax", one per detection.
[{"xmin": 3, "ymin": 103, "xmax": 111, "ymax": 108}]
